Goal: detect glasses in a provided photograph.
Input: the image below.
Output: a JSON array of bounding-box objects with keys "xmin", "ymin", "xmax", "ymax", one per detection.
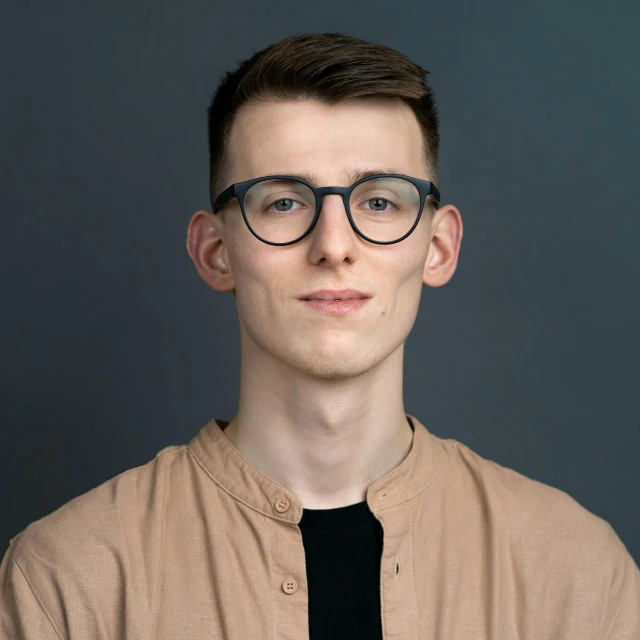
[{"xmin": 212, "ymin": 174, "xmax": 441, "ymax": 246}]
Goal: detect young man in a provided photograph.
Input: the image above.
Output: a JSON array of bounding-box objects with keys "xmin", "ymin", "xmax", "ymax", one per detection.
[{"xmin": 1, "ymin": 32, "xmax": 638, "ymax": 640}]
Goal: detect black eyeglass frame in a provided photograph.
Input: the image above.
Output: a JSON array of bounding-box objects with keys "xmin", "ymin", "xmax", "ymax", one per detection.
[{"xmin": 211, "ymin": 173, "xmax": 441, "ymax": 246}]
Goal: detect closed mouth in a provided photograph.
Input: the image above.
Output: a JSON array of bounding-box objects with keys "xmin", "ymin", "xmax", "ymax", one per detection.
[{"xmin": 302, "ymin": 297, "xmax": 366, "ymax": 301}]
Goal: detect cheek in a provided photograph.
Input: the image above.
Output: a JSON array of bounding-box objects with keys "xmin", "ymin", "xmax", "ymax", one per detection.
[
  {"xmin": 385, "ymin": 236, "xmax": 427, "ymax": 282},
  {"xmin": 382, "ymin": 246, "xmax": 428, "ymax": 315},
  {"xmin": 390, "ymin": 266, "xmax": 423, "ymax": 316},
  {"xmin": 229, "ymin": 245, "xmax": 289, "ymax": 318}
]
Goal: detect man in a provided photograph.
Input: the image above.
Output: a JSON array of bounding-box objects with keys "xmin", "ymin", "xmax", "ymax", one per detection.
[{"xmin": 1, "ymin": 32, "xmax": 638, "ymax": 640}]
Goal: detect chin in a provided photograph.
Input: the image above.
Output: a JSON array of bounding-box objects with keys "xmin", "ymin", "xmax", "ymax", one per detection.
[
  {"xmin": 287, "ymin": 344, "xmax": 383, "ymax": 380},
  {"xmin": 296, "ymin": 360, "xmax": 372, "ymax": 380}
]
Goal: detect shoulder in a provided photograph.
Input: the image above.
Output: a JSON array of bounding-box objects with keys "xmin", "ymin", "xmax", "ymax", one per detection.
[
  {"xmin": 9, "ymin": 443, "xmax": 190, "ymax": 587},
  {"xmin": 438, "ymin": 437, "xmax": 640, "ymax": 629},
  {"xmin": 438, "ymin": 436, "xmax": 611, "ymax": 540},
  {"xmin": 3, "ymin": 444, "xmax": 193, "ymax": 636}
]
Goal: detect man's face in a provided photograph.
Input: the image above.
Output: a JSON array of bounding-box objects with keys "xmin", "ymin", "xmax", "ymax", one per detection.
[{"xmin": 194, "ymin": 98, "xmax": 459, "ymax": 380}]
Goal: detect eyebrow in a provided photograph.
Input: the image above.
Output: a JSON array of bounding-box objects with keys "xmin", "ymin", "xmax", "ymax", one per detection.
[{"xmin": 276, "ymin": 167, "xmax": 405, "ymax": 186}]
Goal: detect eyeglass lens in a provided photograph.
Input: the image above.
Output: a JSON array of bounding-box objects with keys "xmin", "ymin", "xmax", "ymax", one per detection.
[{"xmin": 242, "ymin": 177, "xmax": 422, "ymax": 244}]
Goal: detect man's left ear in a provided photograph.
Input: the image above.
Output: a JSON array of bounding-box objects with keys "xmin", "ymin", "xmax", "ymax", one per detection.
[{"xmin": 422, "ymin": 204, "xmax": 463, "ymax": 288}]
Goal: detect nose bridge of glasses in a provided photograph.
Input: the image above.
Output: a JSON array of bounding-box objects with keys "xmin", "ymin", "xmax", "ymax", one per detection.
[
  {"xmin": 315, "ymin": 185, "xmax": 352, "ymax": 205},
  {"xmin": 316, "ymin": 187, "xmax": 353, "ymax": 225}
]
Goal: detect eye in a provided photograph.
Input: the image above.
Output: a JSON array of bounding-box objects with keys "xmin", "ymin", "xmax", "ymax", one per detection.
[
  {"xmin": 265, "ymin": 198, "xmax": 303, "ymax": 213},
  {"xmin": 357, "ymin": 193, "xmax": 399, "ymax": 215},
  {"xmin": 364, "ymin": 197, "xmax": 392, "ymax": 212},
  {"xmin": 265, "ymin": 197, "xmax": 304, "ymax": 213}
]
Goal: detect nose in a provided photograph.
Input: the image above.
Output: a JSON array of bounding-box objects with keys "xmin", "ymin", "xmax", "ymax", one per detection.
[
  {"xmin": 314, "ymin": 193, "xmax": 353, "ymax": 235},
  {"xmin": 303, "ymin": 192, "xmax": 359, "ymax": 262}
]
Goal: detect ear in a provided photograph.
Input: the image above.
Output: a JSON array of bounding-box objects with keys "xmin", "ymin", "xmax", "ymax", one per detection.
[
  {"xmin": 422, "ymin": 204, "xmax": 463, "ymax": 288},
  {"xmin": 186, "ymin": 210, "xmax": 236, "ymax": 293}
]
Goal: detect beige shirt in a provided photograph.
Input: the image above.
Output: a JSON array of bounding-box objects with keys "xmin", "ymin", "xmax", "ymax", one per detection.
[{"xmin": 1, "ymin": 414, "xmax": 639, "ymax": 639}]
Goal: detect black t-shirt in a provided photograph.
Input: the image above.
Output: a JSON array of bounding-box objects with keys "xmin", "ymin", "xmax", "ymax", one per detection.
[{"xmin": 299, "ymin": 496, "xmax": 384, "ymax": 639}]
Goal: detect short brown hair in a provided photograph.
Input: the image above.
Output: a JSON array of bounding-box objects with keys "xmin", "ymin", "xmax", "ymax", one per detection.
[{"xmin": 206, "ymin": 32, "xmax": 440, "ymax": 210}]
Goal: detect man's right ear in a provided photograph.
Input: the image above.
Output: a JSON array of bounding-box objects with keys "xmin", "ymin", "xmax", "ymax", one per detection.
[{"xmin": 186, "ymin": 210, "xmax": 236, "ymax": 293}]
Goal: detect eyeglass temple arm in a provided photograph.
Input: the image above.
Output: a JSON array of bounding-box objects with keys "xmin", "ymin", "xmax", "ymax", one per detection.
[
  {"xmin": 429, "ymin": 182, "xmax": 441, "ymax": 204},
  {"xmin": 213, "ymin": 185, "xmax": 236, "ymax": 214}
]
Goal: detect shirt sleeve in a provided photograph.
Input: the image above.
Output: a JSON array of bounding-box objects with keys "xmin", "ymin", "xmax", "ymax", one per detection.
[
  {"xmin": 603, "ymin": 525, "xmax": 640, "ymax": 640},
  {"xmin": 0, "ymin": 545, "xmax": 62, "ymax": 640}
]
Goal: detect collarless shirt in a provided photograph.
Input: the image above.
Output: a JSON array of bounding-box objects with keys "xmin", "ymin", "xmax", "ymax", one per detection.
[{"xmin": 1, "ymin": 414, "xmax": 639, "ymax": 639}]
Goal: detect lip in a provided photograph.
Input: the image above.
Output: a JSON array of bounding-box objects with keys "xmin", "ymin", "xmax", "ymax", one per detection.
[
  {"xmin": 301, "ymin": 298, "xmax": 370, "ymax": 315},
  {"xmin": 298, "ymin": 289, "xmax": 372, "ymax": 301}
]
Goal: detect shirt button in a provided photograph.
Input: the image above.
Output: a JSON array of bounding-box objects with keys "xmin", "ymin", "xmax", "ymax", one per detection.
[
  {"xmin": 282, "ymin": 579, "xmax": 298, "ymax": 594},
  {"xmin": 275, "ymin": 498, "xmax": 290, "ymax": 512}
]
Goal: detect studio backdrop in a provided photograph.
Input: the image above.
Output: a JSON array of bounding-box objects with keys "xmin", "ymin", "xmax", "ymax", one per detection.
[{"xmin": 1, "ymin": 0, "xmax": 638, "ymax": 564}]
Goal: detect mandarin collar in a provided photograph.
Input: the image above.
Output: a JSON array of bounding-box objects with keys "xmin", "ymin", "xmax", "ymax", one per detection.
[{"xmin": 187, "ymin": 413, "xmax": 444, "ymax": 525}]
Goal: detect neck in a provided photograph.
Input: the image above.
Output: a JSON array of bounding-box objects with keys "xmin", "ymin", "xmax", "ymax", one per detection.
[{"xmin": 222, "ymin": 339, "xmax": 414, "ymax": 510}]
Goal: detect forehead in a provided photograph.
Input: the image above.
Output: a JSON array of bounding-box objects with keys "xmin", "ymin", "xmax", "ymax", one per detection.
[{"xmin": 227, "ymin": 98, "xmax": 427, "ymax": 184}]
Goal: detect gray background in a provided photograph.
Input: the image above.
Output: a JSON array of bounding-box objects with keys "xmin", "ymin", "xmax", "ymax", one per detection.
[{"xmin": 1, "ymin": 0, "xmax": 638, "ymax": 564}]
